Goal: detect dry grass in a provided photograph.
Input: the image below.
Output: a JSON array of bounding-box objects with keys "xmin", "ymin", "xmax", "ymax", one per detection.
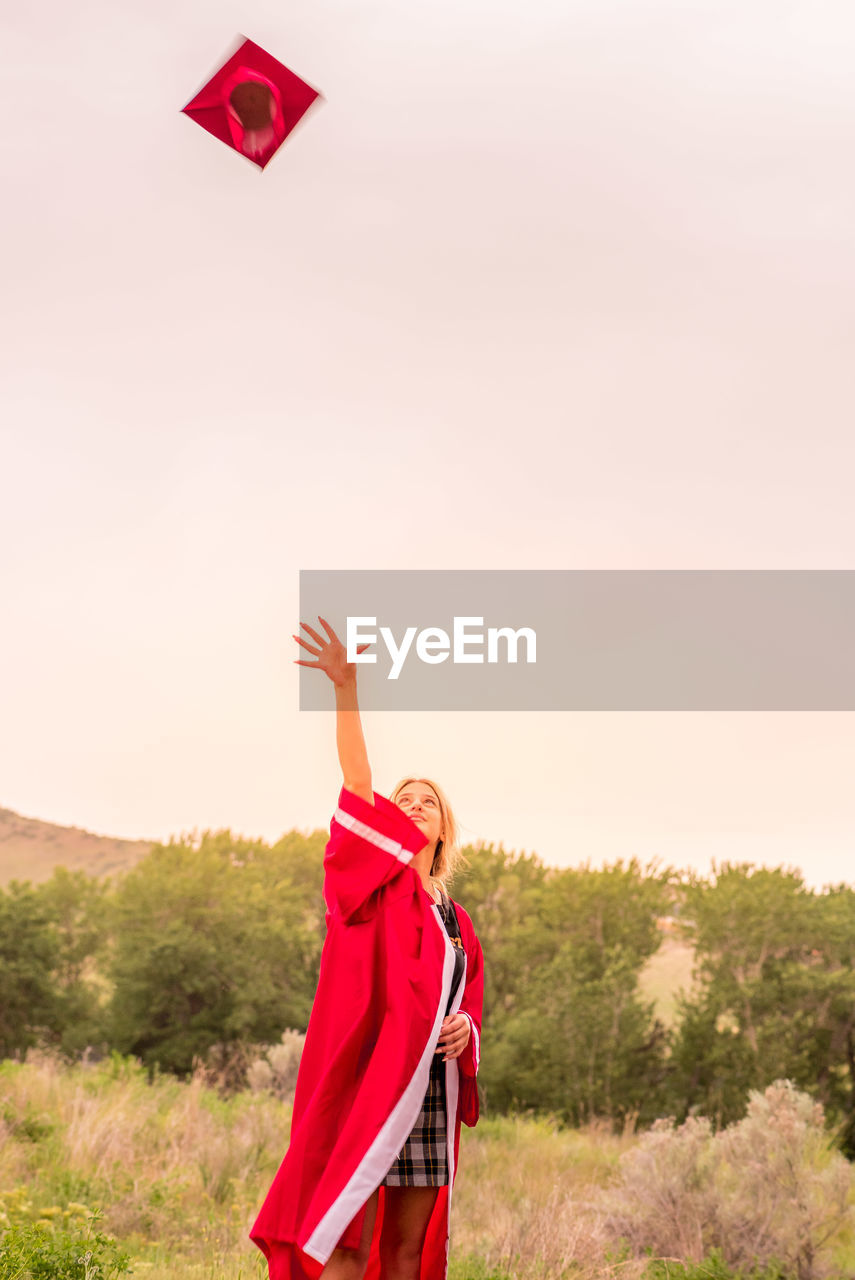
[
  {"xmin": 637, "ymin": 938, "xmax": 696, "ymax": 1027},
  {"xmin": 453, "ymin": 1114, "xmax": 644, "ymax": 1279},
  {"xmin": 0, "ymin": 1051, "xmax": 286, "ymax": 1266},
  {"xmin": 2, "ymin": 1054, "xmax": 854, "ymax": 1280}
]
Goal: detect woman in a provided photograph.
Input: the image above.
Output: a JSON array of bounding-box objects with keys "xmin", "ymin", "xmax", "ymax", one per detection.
[{"xmin": 250, "ymin": 617, "xmax": 484, "ymax": 1280}]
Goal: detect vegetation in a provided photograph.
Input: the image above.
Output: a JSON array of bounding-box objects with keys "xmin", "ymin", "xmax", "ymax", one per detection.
[
  {"xmin": 3, "ymin": 837, "xmax": 855, "ymax": 1144},
  {"xmin": 0, "ymin": 1191, "xmax": 131, "ymax": 1280},
  {"xmin": 667, "ymin": 866, "xmax": 855, "ymax": 1144},
  {"xmin": 0, "ymin": 1055, "xmax": 852, "ymax": 1279},
  {"xmin": 5, "ymin": 831, "xmax": 855, "ymax": 1275}
]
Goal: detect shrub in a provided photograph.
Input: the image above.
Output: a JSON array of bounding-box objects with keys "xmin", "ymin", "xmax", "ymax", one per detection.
[
  {"xmin": 713, "ymin": 1081, "xmax": 851, "ymax": 1280},
  {"xmin": 0, "ymin": 1194, "xmax": 130, "ymax": 1280},
  {"xmin": 607, "ymin": 1081, "xmax": 852, "ymax": 1280},
  {"xmin": 246, "ymin": 1029, "xmax": 305, "ymax": 1102},
  {"xmin": 607, "ymin": 1114, "xmax": 716, "ymax": 1263}
]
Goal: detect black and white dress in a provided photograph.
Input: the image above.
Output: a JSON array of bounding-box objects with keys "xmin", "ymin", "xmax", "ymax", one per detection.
[{"xmin": 382, "ymin": 890, "xmax": 467, "ymax": 1186}]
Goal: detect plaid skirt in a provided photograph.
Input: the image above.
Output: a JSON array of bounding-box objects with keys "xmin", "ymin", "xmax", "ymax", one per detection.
[{"xmin": 382, "ymin": 1050, "xmax": 448, "ymax": 1186}]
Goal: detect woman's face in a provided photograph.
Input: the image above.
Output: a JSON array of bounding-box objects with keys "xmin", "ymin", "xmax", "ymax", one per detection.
[{"xmin": 395, "ymin": 783, "xmax": 443, "ymax": 847}]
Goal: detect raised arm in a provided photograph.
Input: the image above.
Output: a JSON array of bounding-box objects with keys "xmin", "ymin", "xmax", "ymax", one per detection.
[
  {"xmin": 294, "ymin": 617, "xmax": 374, "ymax": 805},
  {"xmin": 332, "ymin": 675, "xmax": 372, "ymax": 803}
]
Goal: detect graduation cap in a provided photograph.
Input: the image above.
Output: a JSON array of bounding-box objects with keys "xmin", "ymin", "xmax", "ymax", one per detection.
[{"xmin": 182, "ymin": 36, "xmax": 321, "ymax": 170}]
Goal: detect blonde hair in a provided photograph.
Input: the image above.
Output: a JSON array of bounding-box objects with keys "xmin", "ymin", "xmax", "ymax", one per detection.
[{"xmin": 390, "ymin": 776, "xmax": 468, "ymax": 898}]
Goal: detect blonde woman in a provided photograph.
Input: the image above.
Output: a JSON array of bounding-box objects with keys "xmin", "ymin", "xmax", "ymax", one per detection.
[{"xmin": 251, "ymin": 617, "xmax": 484, "ymax": 1280}]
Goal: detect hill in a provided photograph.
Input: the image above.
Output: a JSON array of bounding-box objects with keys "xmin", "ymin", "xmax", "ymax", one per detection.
[
  {"xmin": 0, "ymin": 806, "xmax": 153, "ymax": 886},
  {"xmin": 638, "ymin": 934, "xmax": 696, "ymax": 1026}
]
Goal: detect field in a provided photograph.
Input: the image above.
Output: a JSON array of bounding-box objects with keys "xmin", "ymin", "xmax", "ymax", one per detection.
[
  {"xmin": 638, "ymin": 936, "xmax": 696, "ymax": 1026},
  {"xmin": 2, "ymin": 1052, "xmax": 854, "ymax": 1280}
]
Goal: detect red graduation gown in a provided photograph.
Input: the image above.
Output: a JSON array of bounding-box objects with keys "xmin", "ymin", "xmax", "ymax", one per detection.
[{"xmin": 250, "ymin": 787, "xmax": 484, "ymax": 1279}]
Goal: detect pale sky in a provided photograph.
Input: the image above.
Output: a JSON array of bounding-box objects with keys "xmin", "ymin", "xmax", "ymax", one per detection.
[{"xmin": 2, "ymin": 0, "xmax": 854, "ymax": 889}]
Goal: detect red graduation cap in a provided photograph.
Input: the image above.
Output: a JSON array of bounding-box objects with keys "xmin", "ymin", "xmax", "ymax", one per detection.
[{"xmin": 182, "ymin": 36, "xmax": 321, "ymax": 170}]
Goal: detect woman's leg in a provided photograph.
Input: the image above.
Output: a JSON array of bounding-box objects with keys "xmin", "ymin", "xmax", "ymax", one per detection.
[
  {"xmin": 378, "ymin": 1185, "xmax": 440, "ymax": 1280},
  {"xmin": 319, "ymin": 1187, "xmax": 380, "ymax": 1280}
]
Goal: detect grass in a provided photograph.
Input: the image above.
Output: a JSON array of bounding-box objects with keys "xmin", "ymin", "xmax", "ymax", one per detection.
[
  {"xmin": 1, "ymin": 1052, "xmax": 853, "ymax": 1280},
  {"xmin": 638, "ymin": 938, "xmax": 695, "ymax": 1026}
]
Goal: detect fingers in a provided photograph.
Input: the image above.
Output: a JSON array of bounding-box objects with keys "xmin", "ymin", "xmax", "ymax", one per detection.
[
  {"xmin": 296, "ymin": 618, "xmax": 373, "ymax": 665},
  {"xmin": 300, "ymin": 621, "xmax": 326, "ymax": 647},
  {"xmin": 436, "ymin": 1031, "xmax": 470, "ymax": 1056},
  {"xmin": 441, "ymin": 1032, "xmax": 467, "ymax": 1049},
  {"xmin": 293, "ymin": 634, "xmax": 322, "ymax": 655},
  {"xmin": 442, "ymin": 1014, "xmax": 468, "ymax": 1031},
  {"xmin": 436, "ymin": 1013, "xmax": 471, "ymax": 1058},
  {"xmin": 298, "ymin": 617, "xmax": 371, "ymax": 659}
]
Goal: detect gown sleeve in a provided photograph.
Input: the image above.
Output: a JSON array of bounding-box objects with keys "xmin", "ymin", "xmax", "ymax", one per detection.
[
  {"xmin": 323, "ymin": 786, "xmax": 427, "ymax": 925},
  {"xmin": 455, "ymin": 913, "xmax": 484, "ymax": 1126}
]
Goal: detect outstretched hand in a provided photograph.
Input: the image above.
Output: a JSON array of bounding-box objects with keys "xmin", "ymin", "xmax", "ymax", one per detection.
[{"xmin": 293, "ymin": 616, "xmax": 370, "ymax": 687}]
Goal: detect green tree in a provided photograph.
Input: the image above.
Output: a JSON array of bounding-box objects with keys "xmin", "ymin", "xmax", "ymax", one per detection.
[
  {"xmin": 37, "ymin": 868, "xmax": 112, "ymax": 1055},
  {"xmin": 452, "ymin": 842, "xmax": 549, "ymax": 1025},
  {"xmin": 491, "ymin": 940, "xmax": 668, "ymax": 1124},
  {"xmin": 477, "ymin": 859, "xmax": 672, "ymax": 1125},
  {"xmin": 669, "ymin": 865, "xmax": 855, "ymax": 1134},
  {"xmin": 107, "ymin": 828, "xmax": 327, "ymax": 1074},
  {"xmin": 0, "ymin": 882, "xmax": 61, "ymax": 1057}
]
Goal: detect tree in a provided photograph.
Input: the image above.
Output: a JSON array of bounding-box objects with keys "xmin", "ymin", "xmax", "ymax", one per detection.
[
  {"xmin": 474, "ymin": 859, "xmax": 672, "ymax": 1125},
  {"xmin": 668, "ymin": 865, "xmax": 855, "ymax": 1136},
  {"xmin": 452, "ymin": 842, "xmax": 549, "ymax": 1025},
  {"xmin": 0, "ymin": 882, "xmax": 61, "ymax": 1057},
  {"xmin": 107, "ymin": 828, "xmax": 328, "ymax": 1075},
  {"xmin": 37, "ymin": 867, "xmax": 112, "ymax": 1055}
]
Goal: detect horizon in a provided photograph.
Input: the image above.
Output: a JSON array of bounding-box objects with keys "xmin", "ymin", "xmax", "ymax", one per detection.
[{"xmin": 3, "ymin": 771, "xmax": 852, "ymax": 896}]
